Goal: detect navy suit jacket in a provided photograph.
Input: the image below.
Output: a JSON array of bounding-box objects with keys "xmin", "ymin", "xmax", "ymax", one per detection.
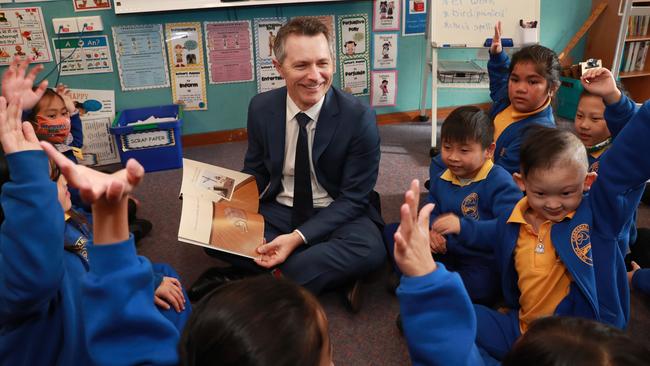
[{"xmin": 243, "ymin": 86, "xmax": 382, "ymax": 243}]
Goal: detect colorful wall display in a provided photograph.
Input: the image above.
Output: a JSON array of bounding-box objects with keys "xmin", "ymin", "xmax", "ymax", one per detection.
[
  {"xmin": 204, "ymin": 20, "xmax": 254, "ymax": 84},
  {"xmin": 165, "ymin": 22, "xmax": 207, "ymax": 110},
  {"xmin": 112, "ymin": 24, "xmax": 170, "ymax": 91},
  {"xmin": 0, "ymin": 6, "xmax": 52, "ymax": 65}
]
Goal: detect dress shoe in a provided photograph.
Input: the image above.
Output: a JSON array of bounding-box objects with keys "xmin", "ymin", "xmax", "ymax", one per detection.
[
  {"xmin": 188, "ymin": 266, "xmax": 249, "ymax": 303},
  {"xmin": 341, "ymin": 279, "xmax": 363, "ymax": 314}
]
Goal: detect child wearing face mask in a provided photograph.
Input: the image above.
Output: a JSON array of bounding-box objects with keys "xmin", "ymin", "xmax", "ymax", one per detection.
[{"xmin": 26, "ymin": 85, "xmax": 83, "ymax": 163}]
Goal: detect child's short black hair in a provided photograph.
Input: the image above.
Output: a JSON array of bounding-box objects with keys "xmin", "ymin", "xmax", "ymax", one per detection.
[
  {"xmin": 504, "ymin": 316, "xmax": 650, "ymax": 366},
  {"xmin": 520, "ymin": 125, "xmax": 587, "ymax": 177},
  {"xmin": 440, "ymin": 106, "xmax": 494, "ymax": 149},
  {"xmin": 510, "ymin": 45, "xmax": 562, "ymax": 93},
  {"xmin": 179, "ymin": 276, "xmax": 326, "ymax": 366},
  {"xmin": 579, "ymin": 79, "xmax": 629, "ymax": 102}
]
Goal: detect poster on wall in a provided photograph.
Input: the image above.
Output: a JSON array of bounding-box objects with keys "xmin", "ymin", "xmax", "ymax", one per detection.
[
  {"xmin": 371, "ymin": 70, "xmax": 397, "ymax": 107},
  {"xmin": 338, "ymin": 14, "xmax": 368, "ymax": 57},
  {"xmin": 171, "ymin": 70, "xmax": 207, "ymax": 110},
  {"xmin": 52, "ymin": 35, "xmax": 113, "ymax": 76},
  {"xmin": 372, "ymin": 33, "xmax": 397, "ymax": 69},
  {"xmin": 73, "ymin": 0, "xmax": 111, "ymax": 12},
  {"xmin": 112, "ymin": 24, "xmax": 170, "ymax": 91},
  {"xmin": 402, "ymin": 0, "xmax": 427, "ymax": 36},
  {"xmin": 253, "ymin": 17, "xmax": 286, "ymax": 62},
  {"xmin": 0, "ymin": 7, "xmax": 52, "ymax": 65},
  {"xmin": 68, "ymin": 88, "xmax": 120, "ymax": 167},
  {"xmin": 165, "ymin": 22, "xmax": 207, "ymax": 110},
  {"xmin": 257, "ymin": 62, "xmax": 285, "ymax": 93},
  {"xmin": 204, "ymin": 20, "xmax": 254, "ymax": 84},
  {"xmin": 341, "ymin": 57, "xmax": 369, "ymax": 96},
  {"xmin": 373, "ymin": 0, "xmax": 400, "ymax": 31}
]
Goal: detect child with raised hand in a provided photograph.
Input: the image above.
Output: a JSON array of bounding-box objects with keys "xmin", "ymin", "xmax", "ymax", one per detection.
[
  {"xmin": 486, "ymin": 21, "xmax": 560, "ymax": 174},
  {"xmin": 0, "ymin": 96, "xmax": 180, "ymax": 365},
  {"xmin": 426, "ymin": 106, "xmax": 522, "ymax": 306},
  {"xmin": 1, "ymin": 56, "xmax": 48, "ymax": 110},
  {"xmin": 394, "ymin": 180, "xmax": 650, "ymax": 366}
]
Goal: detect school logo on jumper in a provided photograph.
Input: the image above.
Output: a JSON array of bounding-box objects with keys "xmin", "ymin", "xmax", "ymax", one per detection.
[
  {"xmin": 589, "ymin": 161, "xmax": 600, "ymax": 173},
  {"xmin": 461, "ymin": 193, "xmax": 479, "ymax": 220},
  {"xmin": 571, "ymin": 224, "xmax": 593, "ymax": 266}
]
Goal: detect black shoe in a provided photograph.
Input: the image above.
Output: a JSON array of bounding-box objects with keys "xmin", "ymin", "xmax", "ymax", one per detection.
[
  {"xmin": 341, "ymin": 279, "xmax": 363, "ymax": 314},
  {"xmin": 396, "ymin": 313, "xmax": 403, "ymax": 335},
  {"xmin": 130, "ymin": 218, "xmax": 153, "ymax": 244},
  {"xmin": 188, "ymin": 266, "xmax": 249, "ymax": 303}
]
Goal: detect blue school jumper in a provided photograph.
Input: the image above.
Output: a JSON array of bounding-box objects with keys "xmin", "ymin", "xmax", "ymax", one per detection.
[
  {"xmin": 474, "ymin": 100, "xmax": 650, "ymax": 360},
  {"xmin": 0, "ymin": 151, "xmax": 179, "ymax": 366},
  {"xmin": 428, "ymin": 160, "xmax": 522, "ymax": 304},
  {"xmin": 488, "ymin": 51, "xmax": 556, "ymax": 174},
  {"xmin": 632, "ymin": 268, "xmax": 650, "ymax": 295}
]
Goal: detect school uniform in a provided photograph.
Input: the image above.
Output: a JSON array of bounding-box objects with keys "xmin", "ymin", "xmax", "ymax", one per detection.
[
  {"xmin": 472, "ymin": 100, "xmax": 650, "ymax": 360},
  {"xmin": 0, "ymin": 150, "xmax": 179, "ymax": 366},
  {"xmin": 488, "ymin": 51, "xmax": 556, "ymax": 174},
  {"xmin": 428, "ymin": 159, "xmax": 522, "ymax": 305},
  {"xmin": 632, "ymin": 268, "xmax": 650, "ymax": 295}
]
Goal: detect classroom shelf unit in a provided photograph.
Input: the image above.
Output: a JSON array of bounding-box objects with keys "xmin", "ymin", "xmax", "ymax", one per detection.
[
  {"xmin": 585, "ymin": 0, "xmax": 650, "ymax": 102},
  {"xmin": 114, "ymin": 0, "xmax": 347, "ymax": 14}
]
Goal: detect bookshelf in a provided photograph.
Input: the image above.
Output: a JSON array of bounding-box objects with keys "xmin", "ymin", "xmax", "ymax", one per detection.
[{"xmin": 586, "ymin": 0, "xmax": 650, "ymax": 101}]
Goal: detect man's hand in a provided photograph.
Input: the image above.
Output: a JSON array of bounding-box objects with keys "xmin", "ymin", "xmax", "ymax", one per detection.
[
  {"xmin": 432, "ymin": 213, "xmax": 461, "ymax": 235},
  {"xmin": 154, "ymin": 276, "xmax": 186, "ymax": 312},
  {"xmin": 580, "ymin": 67, "xmax": 621, "ymax": 105},
  {"xmin": 490, "ymin": 21, "xmax": 502, "ymax": 55},
  {"xmin": 0, "ymin": 96, "xmax": 42, "ymax": 154},
  {"xmin": 254, "ymin": 231, "xmax": 304, "ymax": 268},
  {"xmin": 1, "ymin": 57, "xmax": 48, "ymax": 110},
  {"xmin": 55, "ymin": 84, "xmax": 77, "ymax": 114},
  {"xmin": 394, "ymin": 179, "xmax": 437, "ymax": 277}
]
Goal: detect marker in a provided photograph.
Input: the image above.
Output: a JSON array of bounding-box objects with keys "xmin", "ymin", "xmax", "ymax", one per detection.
[{"xmin": 441, "ymin": 43, "xmax": 467, "ymax": 47}]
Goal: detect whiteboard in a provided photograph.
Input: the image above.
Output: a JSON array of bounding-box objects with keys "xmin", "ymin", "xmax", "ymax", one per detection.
[{"xmin": 430, "ymin": 0, "xmax": 540, "ymax": 48}]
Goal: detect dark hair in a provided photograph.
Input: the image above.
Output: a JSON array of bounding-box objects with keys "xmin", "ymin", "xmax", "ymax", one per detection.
[
  {"xmin": 510, "ymin": 45, "xmax": 561, "ymax": 93},
  {"xmin": 273, "ymin": 17, "xmax": 332, "ymax": 63},
  {"xmin": 520, "ymin": 125, "xmax": 587, "ymax": 177},
  {"xmin": 504, "ymin": 316, "xmax": 650, "ymax": 366},
  {"xmin": 179, "ymin": 276, "xmax": 327, "ymax": 366},
  {"xmin": 441, "ymin": 106, "xmax": 494, "ymax": 149},
  {"xmin": 26, "ymin": 88, "xmax": 66, "ymax": 126}
]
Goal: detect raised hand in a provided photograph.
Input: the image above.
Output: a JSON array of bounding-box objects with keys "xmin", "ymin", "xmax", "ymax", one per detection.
[
  {"xmin": 55, "ymin": 84, "xmax": 77, "ymax": 115},
  {"xmin": 580, "ymin": 67, "xmax": 621, "ymax": 105},
  {"xmin": 0, "ymin": 96, "xmax": 42, "ymax": 154},
  {"xmin": 394, "ymin": 179, "xmax": 437, "ymax": 277},
  {"xmin": 490, "ymin": 21, "xmax": 502, "ymax": 55},
  {"xmin": 1, "ymin": 57, "xmax": 48, "ymax": 110}
]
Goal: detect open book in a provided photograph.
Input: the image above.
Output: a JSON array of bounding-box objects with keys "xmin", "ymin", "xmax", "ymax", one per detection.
[{"xmin": 178, "ymin": 158, "xmax": 264, "ymax": 258}]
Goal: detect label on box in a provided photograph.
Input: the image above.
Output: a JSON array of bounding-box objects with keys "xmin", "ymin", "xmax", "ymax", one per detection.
[{"xmin": 122, "ymin": 129, "xmax": 175, "ymax": 150}]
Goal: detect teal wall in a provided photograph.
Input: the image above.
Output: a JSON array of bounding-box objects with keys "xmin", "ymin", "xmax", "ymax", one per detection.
[{"xmin": 1, "ymin": 0, "xmax": 590, "ymax": 135}]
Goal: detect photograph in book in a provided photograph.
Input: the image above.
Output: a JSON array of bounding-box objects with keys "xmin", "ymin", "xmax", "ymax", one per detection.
[{"xmin": 178, "ymin": 159, "xmax": 264, "ymax": 259}]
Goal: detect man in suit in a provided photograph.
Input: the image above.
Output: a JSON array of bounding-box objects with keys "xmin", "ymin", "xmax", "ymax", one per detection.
[{"xmin": 201, "ymin": 17, "xmax": 385, "ymax": 308}]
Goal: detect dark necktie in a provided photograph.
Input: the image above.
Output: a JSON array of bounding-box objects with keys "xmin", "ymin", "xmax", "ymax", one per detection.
[{"xmin": 292, "ymin": 112, "xmax": 313, "ymax": 228}]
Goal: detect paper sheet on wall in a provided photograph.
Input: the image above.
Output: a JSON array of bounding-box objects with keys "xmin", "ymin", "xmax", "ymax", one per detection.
[
  {"xmin": 112, "ymin": 24, "xmax": 170, "ymax": 91},
  {"xmin": 372, "ymin": 33, "xmax": 398, "ymax": 69},
  {"xmin": 254, "ymin": 17, "xmax": 286, "ymax": 93},
  {"xmin": 68, "ymin": 89, "xmax": 120, "ymax": 167},
  {"xmin": 73, "ymin": 0, "xmax": 111, "ymax": 12},
  {"xmin": 0, "ymin": 7, "xmax": 52, "ymax": 65},
  {"xmin": 52, "ymin": 35, "xmax": 113, "ymax": 75},
  {"xmin": 165, "ymin": 22, "xmax": 207, "ymax": 110},
  {"xmin": 341, "ymin": 57, "xmax": 369, "ymax": 96},
  {"xmin": 204, "ymin": 20, "xmax": 254, "ymax": 84},
  {"xmin": 338, "ymin": 14, "xmax": 369, "ymax": 58},
  {"xmin": 373, "ymin": 0, "xmax": 400, "ymax": 31},
  {"xmin": 402, "ymin": 0, "xmax": 427, "ymax": 36},
  {"xmin": 371, "ymin": 70, "xmax": 397, "ymax": 107}
]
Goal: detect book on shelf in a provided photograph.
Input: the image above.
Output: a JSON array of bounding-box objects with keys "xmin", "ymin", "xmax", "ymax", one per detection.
[
  {"xmin": 178, "ymin": 158, "xmax": 264, "ymax": 259},
  {"xmin": 624, "ymin": 42, "xmax": 637, "ymax": 72},
  {"xmin": 637, "ymin": 40, "xmax": 650, "ymax": 71}
]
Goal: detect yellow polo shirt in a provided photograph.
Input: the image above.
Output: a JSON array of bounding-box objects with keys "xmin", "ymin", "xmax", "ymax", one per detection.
[
  {"xmin": 508, "ymin": 197, "xmax": 573, "ymax": 333},
  {"xmin": 493, "ymin": 98, "xmax": 551, "ymax": 144},
  {"xmin": 439, "ymin": 159, "xmax": 494, "ymax": 187}
]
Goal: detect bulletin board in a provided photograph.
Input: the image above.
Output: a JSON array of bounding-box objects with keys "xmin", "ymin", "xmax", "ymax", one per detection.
[{"xmin": 430, "ymin": 0, "xmax": 540, "ymax": 47}]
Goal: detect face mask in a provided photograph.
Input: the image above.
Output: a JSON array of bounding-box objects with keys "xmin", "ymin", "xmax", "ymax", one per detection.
[{"xmin": 35, "ymin": 115, "xmax": 71, "ymax": 144}]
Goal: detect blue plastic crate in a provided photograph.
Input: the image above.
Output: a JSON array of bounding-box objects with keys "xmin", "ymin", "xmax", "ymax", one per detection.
[
  {"xmin": 557, "ymin": 77, "xmax": 583, "ymax": 120},
  {"xmin": 110, "ymin": 105, "xmax": 183, "ymax": 172}
]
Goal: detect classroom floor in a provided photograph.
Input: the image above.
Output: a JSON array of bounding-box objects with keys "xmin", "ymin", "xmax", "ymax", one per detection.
[{"xmin": 133, "ymin": 121, "xmax": 650, "ymax": 365}]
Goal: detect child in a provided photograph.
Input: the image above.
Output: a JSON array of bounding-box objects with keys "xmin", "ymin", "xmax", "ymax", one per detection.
[
  {"xmin": 426, "ymin": 106, "xmax": 522, "ymax": 305},
  {"xmin": 26, "ymin": 85, "xmax": 83, "ymax": 163},
  {"xmin": 460, "ymin": 73, "xmax": 649, "ymax": 360},
  {"xmin": 393, "ymin": 180, "xmax": 650, "ymax": 365},
  {"xmin": 486, "ymin": 21, "xmax": 560, "ymax": 174}
]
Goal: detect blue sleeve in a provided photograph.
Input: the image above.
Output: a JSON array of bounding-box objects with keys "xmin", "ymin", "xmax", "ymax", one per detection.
[
  {"xmin": 488, "ymin": 51, "xmax": 510, "ymax": 107},
  {"xmin": 153, "ymin": 272, "xmax": 163, "ymax": 289},
  {"xmin": 0, "ymin": 151, "xmax": 65, "ymax": 322},
  {"xmin": 457, "ymin": 170, "xmax": 521, "ymax": 249},
  {"xmin": 83, "ymin": 238, "xmax": 179, "ymax": 366},
  {"xmin": 495, "ymin": 137, "xmax": 523, "ymax": 175},
  {"xmin": 632, "ymin": 268, "xmax": 650, "ymax": 295},
  {"xmin": 604, "ymin": 94, "xmax": 639, "ymax": 139},
  {"xmin": 397, "ymin": 264, "xmax": 485, "ymax": 366},
  {"xmin": 592, "ymin": 101, "xmax": 650, "ymax": 241},
  {"xmin": 68, "ymin": 113, "xmax": 83, "ymax": 148}
]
